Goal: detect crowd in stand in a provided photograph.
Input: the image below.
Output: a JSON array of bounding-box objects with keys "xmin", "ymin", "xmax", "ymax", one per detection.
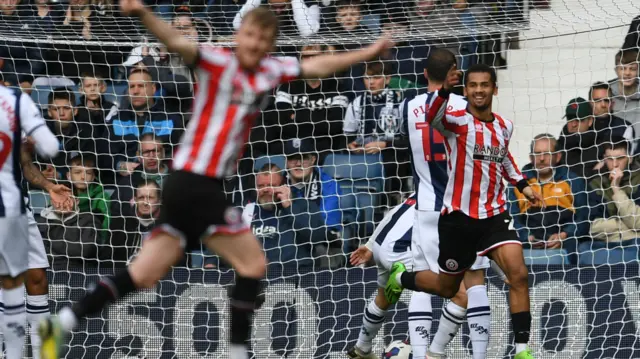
[{"xmin": 0, "ymin": 0, "xmax": 639, "ymax": 271}]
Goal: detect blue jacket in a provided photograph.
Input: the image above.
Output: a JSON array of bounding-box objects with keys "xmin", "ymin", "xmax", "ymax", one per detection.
[
  {"xmin": 287, "ymin": 168, "xmax": 342, "ymax": 232},
  {"xmin": 508, "ymin": 165, "xmax": 590, "ymax": 241},
  {"xmin": 105, "ymin": 99, "xmax": 183, "ymax": 172},
  {"xmin": 246, "ymin": 198, "xmax": 325, "ymax": 269}
]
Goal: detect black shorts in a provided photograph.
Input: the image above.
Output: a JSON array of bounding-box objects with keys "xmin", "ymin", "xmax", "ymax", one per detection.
[
  {"xmin": 156, "ymin": 170, "xmax": 248, "ymax": 250},
  {"xmin": 437, "ymin": 210, "xmax": 520, "ymax": 275}
]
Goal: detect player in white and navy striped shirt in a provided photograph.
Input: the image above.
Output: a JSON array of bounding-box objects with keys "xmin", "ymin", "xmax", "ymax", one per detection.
[
  {"xmin": 0, "ymin": 85, "xmax": 59, "ymax": 359},
  {"xmin": 386, "ymin": 53, "xmax": 542, "ymax": 359},
  {"xmin": 40, "ymin": 1, "xmax": 395, "ymax": 359}
]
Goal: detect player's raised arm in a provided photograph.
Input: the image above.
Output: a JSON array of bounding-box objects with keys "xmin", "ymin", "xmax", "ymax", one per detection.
[
  {"xmin": 18, "ymin": 93, "xmax": 59, "ymax": 158},
  {"xmin": 299, "ymin": 35, "xmax": 394, "ymax": 80},
  {"xmin": 120, "ymin": 0, "xmax": 198, "ymax": 67}
]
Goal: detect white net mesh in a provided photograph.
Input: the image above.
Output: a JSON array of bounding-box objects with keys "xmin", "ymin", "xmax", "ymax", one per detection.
[{"xmin": 3, "ymin": 0, "xmax": 640, "ymax": 358}]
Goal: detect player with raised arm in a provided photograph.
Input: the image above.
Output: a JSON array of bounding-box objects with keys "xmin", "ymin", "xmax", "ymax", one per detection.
[
  {"xmin": 38, "ymin": 1, "xmax": 394, "ymax": 359},
  {"xmin": 385, "ymin": 58, "xmax": 543, "ymax": 359},
  {"xmin": 0, "ymin": 84, "xmax": 59, "ymax": 359}
]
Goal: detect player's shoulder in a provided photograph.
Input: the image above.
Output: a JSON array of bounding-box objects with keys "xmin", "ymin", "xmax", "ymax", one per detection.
[
  {"xmin": 0, "ymin": 85, "xmax": 17, "ymax": 101},
  {"xmin": 493, "ymin": 112, "xmax": 515, "ymax": 130}
]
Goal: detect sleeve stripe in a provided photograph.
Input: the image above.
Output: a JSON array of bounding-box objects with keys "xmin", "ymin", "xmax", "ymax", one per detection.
[{"xmin": 26, "ymin": 123, "xmax": 46, "ymax": 137}]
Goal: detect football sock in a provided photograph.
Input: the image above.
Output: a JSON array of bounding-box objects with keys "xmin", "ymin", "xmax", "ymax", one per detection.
[
  {"xmin": 408, "ymin": 291, "xmax": 432, "ymax": 359},
  {"xmin": 355, "ymin": 300, "xmax": 386, "ymax": 353},
  {"xmin": 467, "ymin": 285, "xmax": 491, "ymax": 359},
  {"xmin": 430, "ymin": 301, "xmax": 466, "ymax": 354}
]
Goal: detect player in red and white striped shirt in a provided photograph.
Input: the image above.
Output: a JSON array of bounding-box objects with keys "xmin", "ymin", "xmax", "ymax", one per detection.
[
  {"xmin": 39, "ymin": 2, "xmax": 394, "ymax": 358},
  {"xmin": 386, "ymin": 63, "xmax": 543, "ymax": 359}
]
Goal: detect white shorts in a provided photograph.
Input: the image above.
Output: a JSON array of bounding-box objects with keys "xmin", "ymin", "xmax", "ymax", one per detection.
[
  {"xmin": 372, "ymin": 242, "xmax": 413, "ymax": 288},
  {"xmin": 27, "ymin": 207, "xmax": 49, "ymax": 269},
  {"xmin": 412, "ymin": 210, "xmax": 490, "ymax": 274},
  {"xmin": 0, "ymin": 216, "xmax": 30, "ymax": 277}
]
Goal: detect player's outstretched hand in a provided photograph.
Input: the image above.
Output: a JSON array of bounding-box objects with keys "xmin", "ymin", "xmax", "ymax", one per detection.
[
  {"xmin": 522, "ymin": 186, "xmax": 545, "ymax": 208},
  {"xmin": 349, "ymin": 246, "xmax": 373, "ymax": 266},
  {"xmin": 119, "ymin": 0, "xmax": 144, "ymax": 16},
  {"xmin": 444, "ymin": 65, "xmax": 462, "ymax": 90}
]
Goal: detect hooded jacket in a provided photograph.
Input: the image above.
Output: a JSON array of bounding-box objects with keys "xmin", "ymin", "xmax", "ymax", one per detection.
[
  {"xmin": 508, "ymin": 165, "xmax": 589, "ymax": 241},
  {"xmin": 609, "ymin": 78, "xmax": 640, "ymax": 141}
]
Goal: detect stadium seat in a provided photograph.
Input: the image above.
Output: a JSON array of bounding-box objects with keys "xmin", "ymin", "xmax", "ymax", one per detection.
[
  {"xmin": 28, "ymin": 190, "xmax": 50, "ymax": 216},
  {"xmin": 323, "ymin": 153, "xmax": 384, "ymax": 193},
  {"xmin": 522, "ymin": 248, "xmax": 569, "ymax": 265},
  {"xmin": 578, "ymin": 246, "xmax": 639, "ymax": 265},
  {"xmin": 253, "ymin": 155, "xmax": 286, "ymax": 172}
]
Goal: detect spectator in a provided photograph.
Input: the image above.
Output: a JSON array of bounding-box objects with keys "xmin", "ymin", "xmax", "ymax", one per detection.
[
  {"xmin": 111, "ymin": 133, "xmax": 170, "ymax": 216},
  {"xmin": 556, "ymin": 97, "xmax": 601, "ymax": 179},
  {"xmin": 284, "ymin": 138, "xmax": 343, "ymax": 266},
  {"xmin": 609, "ymin": 50, "xmax": 640, "ymax": 135},
  {"xmin": 589, "ymin": 81, "xmax": 635, "ymax": 153},
  {"xmin": 167, "ymin": 7, "xmax": 200, "ymax": 81},
  {"xmin": 325, "ymin": 0, "xmax": 371, "ymax": 49},
  {"xmin": 105, "ymin": 68, "xmax": 183, "ymax": 180},
  {"xmin": 380, "ymin": 7, "xmax": 429, "ymax": 88},
  {"xmin": 64, "ymin": 153, "xmax": 111, "ymax": 239},
  {"xmin": 208, "ymin": 0, "xmax": 243, "ymax": 37},
  {"xmin": 233, "ymin": 0, "xmax": 321, "ymax": 38},
  {"xmin": 38, "ymin": 192, "xmax": 103, "ymax": 269},
  {"xmin": 272, "ymin": 44, "xmax": 349, "ymax": 158},
  {"xmin": 344, "ymin": 60, "xmax": 408, "ymax": 201},
  {"xmin": 33, "ymin": 0, "xmax": 65, "ymax": 35},
  {"xmin": 110, "ymin": 180, "xmax": 162, "ymax": 267},
  {"xmin": 41, "ymin": 88, "xmax": 108, "ymax": 179},
  {"xmin": 0, "ymin": 0, "xmax": 45, "ymax": 89},
  {"xmin": 242, "ymin": 164, "xmax": 326, "ymax": 270},
  {"xmin": 79, "ymin": 71, "xmax": 119, "ymax": 127},
  {"xmin": 589, "ymin": 141, "xmax": 640, "ymax": 243},
  {"xmin": 123, "ymin": 46, "xmax": 193, "ymax": 117},
  {"xmin": 509, "ymin": 134, "xmax": 589, "ymax": 251}
]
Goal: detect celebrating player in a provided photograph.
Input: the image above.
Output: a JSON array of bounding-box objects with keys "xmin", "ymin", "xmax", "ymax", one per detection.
[
  {"xmin": 38, "ymin": 1, "xmax": 394, "ymax": 359},
  {"xmin": 0, "ymin": 85, "xmax": 59, "ymax": 359},
  {"xmin": 348, "ymin": 194, "xmax": 507, "ymax": 359},
  {"xmin": 385, "ymin": 55, "xmax": 543, "ymax": 359}
]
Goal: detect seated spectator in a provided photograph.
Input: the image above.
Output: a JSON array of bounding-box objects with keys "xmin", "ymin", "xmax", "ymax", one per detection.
[
  {"xmin": 79, "ymin": 71, "xmax": 119, "ymax": 127},
  {"xmin": 609, "ymin": 50, "xmax": 640, "ymax": 135},
  {"xmin": 33, "ymin": 0, "xmax": 65, "ymax": 34},
  {"xmin": 556, "ymin": 97, "xmax": 601, "ymax": 179},
  {"xmin": 344, "ymin": 60, "xmax": 409, "ymax": 201},
  {"xmin": 325, "ymin": 0, "xmax": 371, "ymax": 49},
  {"xmin": 589, "ymin": 141, "xmax": 640, "ymax": 243},
  {"xmin": 242, "ymin": 164, "xmax": 326, "ymax": 270},
  {"xmin": 123, "ymin": 47, "xmax": 193, "ymax": 118},
  {"xmin": 272, "ymin": 44, "xmax": 349, "ymax": 158},
  {"xmin": 509, "ymin": 134, "xmax": 589, "ymax": 251},
  {"xmin": 38, "ymin": 186, "xmax": 103, "ymax": 269},
  {"xmin": 111, "ymin": 134, "xmax": 170, "ymax": 216},
  {"xmin": 40, "ymin": 88, "xmax": 108, "ymax": 179},
  {"xmin": 110, "ymin": 180, "xmax": 162, "ymax": 267},
  {"xmin": 106, "ymin": 68, "xmax": 183, "ymax": 180},
  {"xmin": 64, "ymin": 153, "xmax": 111, "ymax": 240},
  {"xmin": 0, "ymin": 0, "xmax": 45, "ymax": 89},
  {"xmin": 233, "ymin": 0, "xmax": 321, "ymax": 38},
  {"xmin": 207, "ymin": 0, "xmax": 243, "ymax": 37},
  {"xmin": 590, "ymin": 81, "xmax": 635, "ymax": 152},
  {"xmin": 167, "ymin": 7, "xmax": 200, "ymax": 81}
]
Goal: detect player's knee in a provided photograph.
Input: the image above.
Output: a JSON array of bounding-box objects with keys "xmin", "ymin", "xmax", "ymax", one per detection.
[
  {"xmin": 440, "ymin": 285, "xmax": 459, "ymax": 299},
  {"xmin": 506, "ymin": 264, "xmax": 529, "ymax": 289},
  {"xmin": 451, "ymin": 287, "xmax": 468, "ymax": 307},
  {"xmin": 26, "ymin": 268, "xmax": 48, "ymax": 295},
  {"xmin": 130, "ymin": 271, "xmax": 162, "ymax": 289},
  {"xmin": 235, "ymin": 254, "xmax": 267, "ymax": 279}
]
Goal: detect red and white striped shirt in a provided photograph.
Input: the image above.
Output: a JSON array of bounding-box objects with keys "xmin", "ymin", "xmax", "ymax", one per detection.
[
  {"xmin": 427, "ymin": 90, "xmax": 524, "ymax": 219},
  {"xmin": 173, "ymin": 46, "xmax": 300, "ymax": 178}
]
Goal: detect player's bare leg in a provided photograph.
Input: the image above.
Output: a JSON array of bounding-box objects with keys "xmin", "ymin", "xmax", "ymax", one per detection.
[
  {"xmin": 1, "ymin": 274, "xmax": 27, "ymax": 359},
  {"xmin": 349, "ymin": 287, "xmax": 389, "ymax": 359},
  {"xmin": 26, "ymin": 268, "xmax": 49, "ymax": 359},
  {"xmin": 387, "ymin": 262, "xmax": 463, "ymax": 301},
  {"xmin": 487, "ymin": 244, "xmax": 533, "ymax": 359},
  {"xmin": 39, "ymin": 233, "xmax": 184, "ymax": 359},
  {"xmin": 463, "ymin": 269, "xmax": 490, "ymax": 359},
  {"xmin": 202, "ymin": 231, "xmax": 266, "ymax": 359}
]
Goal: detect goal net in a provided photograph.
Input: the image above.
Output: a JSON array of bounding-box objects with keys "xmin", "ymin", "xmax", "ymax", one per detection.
[{"xmin": 3, "ymin": 0, "xmax": 640, "ymax": 358}]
